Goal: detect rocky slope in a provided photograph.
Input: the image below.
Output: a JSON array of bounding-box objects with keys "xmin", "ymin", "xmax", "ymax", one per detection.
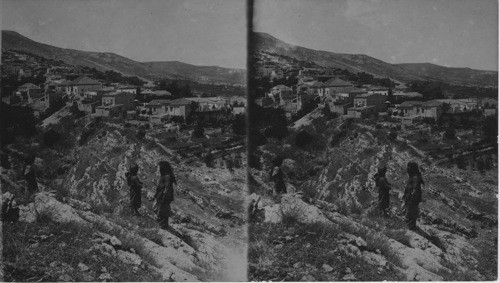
[
  {"xmin": 248, "ymin": 115, "xmax": 497, "ymax": 281},
  {"xmin": 252, "ymin": 32, "xmax": 498, "ymax": 86},
  {"xmin": 1, "ymin": 115, "xmax": 247, "ymax": 281}
]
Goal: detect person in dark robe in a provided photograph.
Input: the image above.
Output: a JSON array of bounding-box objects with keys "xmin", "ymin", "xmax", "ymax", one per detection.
[
  {"xmin": 23, "ymin": 155, "xmax": 38, "ymax": 193},
  {"xmin": 403, "ymin": 162, "xmax": 424, "ymax": 230},
  {"xmin": 126, "ymin": 164, "xmax": 143, "ymax": 216},
  {"xmin": 155, "ymin": 160, "xmax": 176, "ymax": 229},
  {"xmin": 270, "ymin": 157, "xmax": 286, "ymax": 195},
  {"xmin": 374, "ymin": 166, "xmax": 391, "ymax": 216}
]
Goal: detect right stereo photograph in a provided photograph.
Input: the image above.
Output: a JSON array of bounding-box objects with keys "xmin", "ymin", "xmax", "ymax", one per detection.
[{"xmin": 247, "ymin": 0, "xmax": 498, "ymax": 281}]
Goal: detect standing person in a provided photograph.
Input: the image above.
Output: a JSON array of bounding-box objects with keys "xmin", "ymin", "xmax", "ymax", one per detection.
[
  {"xmin": 374, "ymin": 166, "xmax": 391, "ymax": 216},
  {"xmin": 23, "ymin": 155, "xmax": 38, "ymax": 193},
  {"xmin": 403, "ymin": 162, "xmax": 424, "ymax": 230},
  {"xmin": 126, "ymin": 164, "xmax": 143, "ymax": 216},
  {"xmin": 155, "ymin": 160, "xmax": 176, "ymax": 229},
  {"xmin": 270, "ymin": 157, "xmax": 286, "ymax": 196}
]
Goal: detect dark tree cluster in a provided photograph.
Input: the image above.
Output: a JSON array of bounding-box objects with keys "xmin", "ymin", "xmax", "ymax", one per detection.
[
  {"xmin": 85, "ymin": 68, "xmax": 145, "ymax": 86},
  {"xmin": 0, "ymin": 102, "xmax": 37, "ymax": 144},
  {"xmin": 157, "ymin": 79, "xmax": 192, "ymax": 98}
]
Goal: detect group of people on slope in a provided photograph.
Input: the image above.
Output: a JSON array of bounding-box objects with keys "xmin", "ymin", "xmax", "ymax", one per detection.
[
  {"xmin": 374, "ymin": 161, "xmax": 424, "ymax": 230},
  {"xmin": 125, "ymin": 160, "xmax": 176, "ymax": 229},
  {"xmin": 269, "ymin": 156, "xmax": 425, "ymax": 231}
]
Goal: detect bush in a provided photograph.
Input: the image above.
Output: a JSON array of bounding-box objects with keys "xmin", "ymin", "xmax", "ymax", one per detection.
[
  {"xmin": 264, "ymin": 124, "xmax": 288, "ymax": 140},
  {"xmin": 170, "ymin": 115, "xmax": 185, "ymax": 123},
  {"xmin": 203, "ymin": 152, "xmax": 214, "ymax": 168},
  {"xmin": 43, "ymin": 129, "xmax": 63, "ymax": 147},
  {"xmin": 280, "ymin": 205, "xmax": 302, "ymax": 226},
  {"xmin": 443, "ymin": 127, "xmax": 456, "ymax": 140},
  {"xmin": 193, "ymin": 123, "xmax": 205, "ymax": 138},
  {"xmin": 232, "ymin": 114, "xmax": 246, "ymax": 136},
  {"xmin": 422, "ymin": 117, "xmax": 436, "ymax": 125},
  {"xmin": 295, "ymin": 130, "xmax": 314, "ymax": 148},
  {"xmin": 388, "ymin": 128, "xmax": 398, "ymax": 140},
  {"xmin": 136, "ymin": 126, "xmax": 146, "ymax": 139}
]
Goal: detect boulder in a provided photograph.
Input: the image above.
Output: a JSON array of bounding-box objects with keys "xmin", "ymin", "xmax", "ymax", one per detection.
[
  {"xmin": 322, "ymin": 263, "xmax": 334, "ymax": 272},
  {"xmin": 78, "ymin": 263, "xmax": 90, "ymax": 271},
  {"xmin": 116, "ymin": 250, "xmax": 143, "ymax": 266},
  {"xmin": 263, "ymin": 195, "xmax": 331, "ymax": 224}
]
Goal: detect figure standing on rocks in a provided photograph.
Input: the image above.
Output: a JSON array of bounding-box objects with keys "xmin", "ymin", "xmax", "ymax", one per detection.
[
  {"xmin": 23, "ymin": 155, "xmax": 38, "ymax": 193},
  {"xmin": 126, "ymin": 163, "xmax": 143, "ymax": 216},
  {"xmin": 270, "ymin": 156, "xmax": 286, "ymax": 196},
  {"xmin": 403, "ymin": 162, "xmax": 424, "ymax": 230},
  {"xmin": 155, "ymin": 160, "xmax": 176, "ymax": 229},
  {"xmin": 374, "ymin": 166, "xmax": 391, "ymax": 216}
]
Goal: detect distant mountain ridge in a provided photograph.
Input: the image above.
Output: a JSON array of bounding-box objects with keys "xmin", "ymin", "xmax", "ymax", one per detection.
[
  {"xmin": 1, "ymin": 30, "xmax": 246, "ymax": 85},
  {"xmin": 252, "ymin": 32, "xmax": 497, "ymax": 87},
  {"xmin": 395, "ymin": 63, "xmax": 497, "ymax": 86},
  {"xmin": 143, "ymin": 61, "xmax": 246, "ymax": 85}
]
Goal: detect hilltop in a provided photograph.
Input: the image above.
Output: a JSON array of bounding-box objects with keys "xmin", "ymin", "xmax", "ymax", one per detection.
[
  {"xmin": 251, "ymin": 32, "xmax": 497, "ymax": 87},
  {"xmin": 1, "ymin": 30, "xmax": 246, "ymax": 85}
]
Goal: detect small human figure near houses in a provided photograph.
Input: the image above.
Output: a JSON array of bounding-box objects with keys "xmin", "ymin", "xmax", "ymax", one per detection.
[
  {"xmin": 155, "ymin": 161, "xmax": 176, "ymax": 229},
  {"xmin": 374, "ymin": 165, "xmax": 391, "ymax": 216},
  {"xmin": 125, "ymin": 163, "xmax": 143, "ymax": 216},
  {"xmin": 23, "ymin": 155, "xmax": 38, "ymax": 193},
  {"xmin": 402, "ymin": 162, "xmax": 424, "ymax": 230},
  {"xmin": 270, "ymin": 157, "xmax": 286, "ymax": 196}
]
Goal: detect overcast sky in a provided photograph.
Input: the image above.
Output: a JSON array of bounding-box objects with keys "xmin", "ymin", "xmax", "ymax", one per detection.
[
  {"xmin": 254, "ymin": 0, "xmax": 498, "ymax": 71},
  {"xmin": 1, "ymin": 0, "xmax": 246, "ymax": 69}
]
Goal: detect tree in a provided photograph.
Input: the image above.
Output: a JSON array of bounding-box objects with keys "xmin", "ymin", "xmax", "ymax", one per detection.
[
  {"xmin": 232, "ymin": 114, "xmax": 246, "ymax": 136},
  {"xmin": 193, "ymin": 122, "xmax": 205, "ymax": 138},
  {"xmin": 295, "ymin": 130, "xmax": 314, "ymax": 148},
  {"xmin": 482, "ymin": 114, "xmax": 498, "ymax": 139},
  {"xmin": 444, "ymin": 127, "xmax": 456, "ymax": 140},
  {"xmin": 441, "ymin": 103, "xmax": 451, "ymax": 114}
]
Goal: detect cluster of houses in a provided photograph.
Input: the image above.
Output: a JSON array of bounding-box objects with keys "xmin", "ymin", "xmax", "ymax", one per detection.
[
  {"xmin": 3, "ymin": 72, "xmax": 247, "ymax": 125},
  {"xmin": 255, "ymin": 76, "xmax": 498, "ymax": 123},
  {"xmin": 1, "ymin": 51, "xmax": 44, "ymax": 79}
]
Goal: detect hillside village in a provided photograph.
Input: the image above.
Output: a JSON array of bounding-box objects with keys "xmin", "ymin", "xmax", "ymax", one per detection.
[
  {"xmin": 1, "ymin": 50, "xmax": 246, "ymax": 128},
  {"xmin": 247, "ymin": 38, "xmax": 498, "ymax": 281},
  {"xmin": 1, "ymin": 47, "xmax": 248, "ymax": 281},
  {"xmin": 253, "ymin": 50, "xmax": 497, "ymax": 122},
  {"xmin": 0, "ymin": 9, "xmax": 498, "ymax": 281}
]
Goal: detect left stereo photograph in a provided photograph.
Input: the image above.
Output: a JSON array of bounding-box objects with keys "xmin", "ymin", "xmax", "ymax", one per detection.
[{"xmin": 0, "ymin": 0, "xmax": 248, "ymax": 281}]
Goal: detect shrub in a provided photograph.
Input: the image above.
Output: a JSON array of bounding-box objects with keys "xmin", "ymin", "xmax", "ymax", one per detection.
[
  {"xmin": 295, "ymin": 130, "xmax": 314, "ymax": 148},
  {"xmin": 422, "ymin": 117, "xmax": 436, "ymax": 125},
  {"xmin": 280, "ymin": 205, "xmax": 302, "ymax": 226},
  {"xmin": 136, "ymin": 126, "xmax": 146, "ymax": 139},
  {"xmin": 232, "ymin": 114, "xmax": 246, "ymax": 136},
  {"xmin": 444, "ymin": 127, "xmax": 456, "ymax": 140},
  {"xmin": 193, "ymin": 123, "xmax": 205, "ymax": 138},
  {"xmin": 43, "ymin": 129, "xmax": 63, "ymax": 147},
  {"xmin": 388, "ymin": 128, "xmax": 398, "ymax": 140},
  {"xmin": 79, "ymin": 128, "xmax": 96, "ymax": 146},
  {"xmin": 264, "ymin": 124, "xmax": 288, "ymax": 140}
]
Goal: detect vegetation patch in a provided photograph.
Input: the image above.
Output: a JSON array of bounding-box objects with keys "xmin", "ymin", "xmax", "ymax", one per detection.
[
  {"xmin": 249, "ymin": 222, "xmax": 405, "ymax": 281},
  {"xmin": 3, "ymin": 220, "xmax": 162, "ymax": 282}
]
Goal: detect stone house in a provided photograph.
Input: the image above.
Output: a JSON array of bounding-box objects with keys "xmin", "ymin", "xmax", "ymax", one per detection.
[
  {"xmin": 347, "ymin": 93, "xmax": 386, "ymax": 119},
  {"xmin": 102, "ymin": 91, "xmax": 135, "ymax": 110},
  {"xmin": 324, "ymin": 78, "xmax": 354, "ymax": 96},
  {"xmin": 70, "ymin": 76, "xmax": 102, "ymax": 96}
]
